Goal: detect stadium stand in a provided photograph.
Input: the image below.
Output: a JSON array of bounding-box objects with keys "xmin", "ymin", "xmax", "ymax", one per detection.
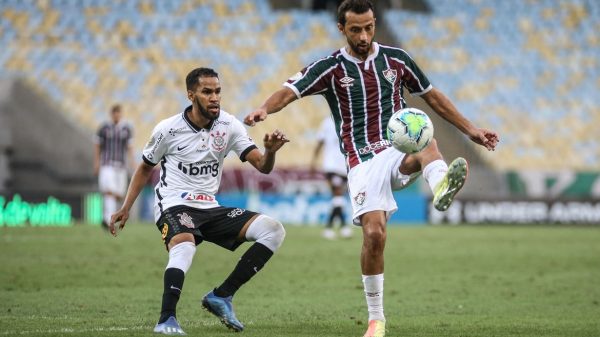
[
  {"xmin": 385, "ymin": 0, "xmax": 600, "ymax": 170},
  {"xmin": 2, "ymin": 0, "xmax": 597, "ymax": 171},
  {"xmin": 0, "ymin": 0, "xmax": 343, "ymax": 167}
]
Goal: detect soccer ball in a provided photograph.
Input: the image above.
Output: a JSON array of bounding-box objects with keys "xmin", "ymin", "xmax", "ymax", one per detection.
[{"xmin": 386, "ymin": 107, "xmax": 434, "ymax": 153}]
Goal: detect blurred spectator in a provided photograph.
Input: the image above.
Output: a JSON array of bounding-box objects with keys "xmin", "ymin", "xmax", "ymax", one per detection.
[
  {"xmin": 311, "ymin": 117, "xmax": 352, "ymax": 239},
  {"xmin": 94, "ymin": 104, "xmax": 133, "ymax": 229}
]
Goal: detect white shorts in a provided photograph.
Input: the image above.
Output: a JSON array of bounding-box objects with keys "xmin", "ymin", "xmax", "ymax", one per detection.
[
  {"xmin": 98, "ymin": 165, "xmax": 128, "ymax": 197},
  {"xmin": 347, "ymin": 147, "xmax": 421, "ymax": 225}
]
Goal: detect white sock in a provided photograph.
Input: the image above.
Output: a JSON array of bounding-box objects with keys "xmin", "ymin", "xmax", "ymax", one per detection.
[
  {"xmin": 103, "ymin": 195, "xmax": 117, "ymax": 224},
  {"xmin": 423, "ymin": 159, "xmax": 448, "ymax": 192},
  {"xmin": 362, "ymin": 274, "xmax": 385, "ymax": 321}
]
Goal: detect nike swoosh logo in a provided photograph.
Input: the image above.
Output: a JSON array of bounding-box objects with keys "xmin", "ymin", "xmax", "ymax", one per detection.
[
  {"xmin": 170, "ymin": 285, "xmax": 181, "ymax": 292},
  {"xmin": 177, "ymin": 145, "xmax": 188, "ymax": 151}
]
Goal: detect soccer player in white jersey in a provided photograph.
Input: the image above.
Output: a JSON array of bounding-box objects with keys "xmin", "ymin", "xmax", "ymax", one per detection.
[
  {"xmin": 94, "ymin": 104, "xmax": 133, "ymax": 230},
  {"xmin": 311, "ymin": 116, "xmax": 352, "ymax": 239},
  {"xmin": 244, "ymin": 1, "xmax": 499, "ymax": 336},
  {"xmin": 109, "ymin": 68, "xmax": 289, "ymax": 335}
]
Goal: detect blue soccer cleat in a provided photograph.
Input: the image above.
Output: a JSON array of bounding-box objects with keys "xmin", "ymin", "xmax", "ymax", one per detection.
[
  {"xmin": 153, "ymin": 316, "xmax": 186, "ymax": 335},
  {"xmin": 201, "ymin": 290, "xmax": 244, "ymax": 332}
]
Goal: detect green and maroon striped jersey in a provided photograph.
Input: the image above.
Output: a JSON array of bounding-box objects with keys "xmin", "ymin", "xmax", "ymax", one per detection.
[{"xmin": 285, "ymin": 42, "xmax": 432, "ymax": 169}]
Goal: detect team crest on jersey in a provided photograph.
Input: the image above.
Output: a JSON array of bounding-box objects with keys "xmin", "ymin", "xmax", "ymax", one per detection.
[
  {"xmin": 177, "ymin": 212, "xmax": 194, "ymax": 229},
  {"xmin": 210, "ymin": 131, "xmax": 227, "ymax": 151},
  {"xmin": 340, "ymin": 76, "xmax": 355, "ymax": 88},
  {"xmin": 382, "ymin": 68, "xmax": 397, "ymax": 84},
  {"xmin": 354, "ymin": 191, "xmax": 366, "ymax": 206}
]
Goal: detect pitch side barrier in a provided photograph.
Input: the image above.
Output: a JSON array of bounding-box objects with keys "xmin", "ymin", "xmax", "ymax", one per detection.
[{"xmin": 429, "ymin": 199, "xmax": 600, "ymax": 225}]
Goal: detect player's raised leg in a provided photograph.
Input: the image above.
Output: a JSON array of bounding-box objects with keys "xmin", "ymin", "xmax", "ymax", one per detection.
[
  {"xmin": 202, "ymin": 214, "xmax": 285, "ymax": 332},
  {"xmin": 405, "ymin": 139, "xmax": 468, "ymax": 212},
  {"xmin": 431, "ymin": 157, "xmax": 468, "ymax": 211}
]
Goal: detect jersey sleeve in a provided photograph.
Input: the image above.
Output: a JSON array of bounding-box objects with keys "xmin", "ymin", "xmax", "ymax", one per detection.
[
  {"xmin": 284, "ymin": 57, "xmax": 336, "ymax": 98},
  {"xmin": 229, "ymin": 119, "xmax": 257, "ymax": 162},
  {"xmin": 397, "ymin": 50, "xmax": 432, "ymax": 96},
  {"xmin": 141, "ymin": 123, "xmax": 168, "ymax": 166}
]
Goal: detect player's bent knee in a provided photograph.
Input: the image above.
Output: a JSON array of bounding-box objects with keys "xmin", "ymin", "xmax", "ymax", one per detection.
[
  {"xmin": 245, "ymin": 215, "xmax": 286, "ymax": 252},
  {"xmin": 166, "ymin": 241, "xmax": 196, "ymax": 274}
]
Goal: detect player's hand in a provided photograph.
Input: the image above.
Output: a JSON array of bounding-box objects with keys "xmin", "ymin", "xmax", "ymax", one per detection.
[
  {"xmin": 263, "ymin": 129, "xmax": 289, "ymax": 153},
  {"xmin": 109, "ymin": 208, "xmax": 129, "ymax": 237},
  {"xmin": 469, "ymin": 128, "xmax": 499, "ymax": 151},
  {"xmin": 244, "ymin": 108, "xmax": 268, "ymax": 126}
]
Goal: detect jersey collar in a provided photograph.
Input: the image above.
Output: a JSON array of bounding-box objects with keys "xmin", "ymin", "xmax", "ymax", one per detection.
[
  {"xmin": 182, "ymin": 105, "xmax": 215, "ymax": 133},
  {"xmin": 340, "ymin": 42, "xmax": 380, "ymax": 70}
]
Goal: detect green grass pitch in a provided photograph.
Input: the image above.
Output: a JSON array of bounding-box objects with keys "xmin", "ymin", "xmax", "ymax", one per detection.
[{"xmin": 1, "ymin": 223, "xmax": 599, "ymax": 337}]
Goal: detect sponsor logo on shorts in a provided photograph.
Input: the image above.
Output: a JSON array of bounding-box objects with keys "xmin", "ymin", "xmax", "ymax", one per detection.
[
  {"xmin": 227, "ymin": 208, "xmax": 246, "ymax": 218},
  {"xmin": 180, "ymin": 192, "xmax": 215, "ymax": 202},
  {"xmin": 358, "ymin": 140, "xmax": 391, "ymax": 155},
  {"xmin": 161, "ymin": 223, "xmax": 168, "ymax": 242},
  {"xmin": 177, "ymin": 212, "xmax": 195, "ymax": 229},
  {"xmin": 354, "ymin": 191, "xmax": 366, "ymax": 206}
]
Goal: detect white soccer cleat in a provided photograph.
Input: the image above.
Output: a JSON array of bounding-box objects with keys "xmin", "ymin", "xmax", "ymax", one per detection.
[
  {"xmin": 433, "ymin": 157, "xmax": 468, "ymax": 211},
  {"xmin": 153, "ymin": 316, "xmax": 186, "ymax": 335}
]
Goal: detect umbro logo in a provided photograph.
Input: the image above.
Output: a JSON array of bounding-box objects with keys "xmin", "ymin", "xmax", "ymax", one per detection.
[
  {"xmin": 177, "ymin": 145, "xmax": 189, "ymax": 151},
  {"xmin": 339, "ymin": 76, "xmax": 354, "ymax": 88}
]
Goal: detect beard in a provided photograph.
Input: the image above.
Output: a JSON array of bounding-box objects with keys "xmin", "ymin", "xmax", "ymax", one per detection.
[
  {"xmin": 348, "ymin": 38, "xmax": 372, "ymax": 58},
  {"xmin": 196, "ymin": 97, "xmax": 220, "ymax": 120}
]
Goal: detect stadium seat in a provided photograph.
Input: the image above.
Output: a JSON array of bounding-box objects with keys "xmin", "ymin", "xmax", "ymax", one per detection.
[{"xmin": 385, "ymin": 0, "xmax": 600, "ymax": 170}]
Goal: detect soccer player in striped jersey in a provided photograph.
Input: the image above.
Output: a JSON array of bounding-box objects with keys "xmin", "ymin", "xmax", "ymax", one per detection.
[
  {"xmin": 245, "ymin": 1, "xmax": 499, "ymax": 336},
  {"xmin": 109, "ymin": 67, "xmax": 289, "ymax": 335},
  {"xmin": 94, "ymin": 104, "xmax": 133, "ymax": 230}
]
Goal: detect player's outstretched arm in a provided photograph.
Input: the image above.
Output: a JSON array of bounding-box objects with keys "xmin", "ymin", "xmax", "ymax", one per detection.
[
  {"xmin": 245, "ymin": 129, "xmax": 290, "ymax": 174},
  {"xmin": 244, "ymin": 87, "xmax": 297, "ymax": 126},
  {"xmin": 109, "ymin": 162, "xmax": 154, "ymax": 236},
  {"xmin": 422, "ymin": 88, "xmax": 499, "ymax": 151}
]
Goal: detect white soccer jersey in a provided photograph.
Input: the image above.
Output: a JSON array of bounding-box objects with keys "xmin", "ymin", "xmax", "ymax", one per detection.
[
  {"xmin": 142, "ymin": 106, "xmax": 257, "ymax": 221},
  {"xmin": 317, "ymin": 117, "xmax": 347, "ymax": 177}
]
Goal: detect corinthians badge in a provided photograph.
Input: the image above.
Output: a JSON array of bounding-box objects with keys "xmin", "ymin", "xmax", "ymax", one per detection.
[{"xmin": 211, "ymin": 131, "xmax": 227, "ymax": 151}]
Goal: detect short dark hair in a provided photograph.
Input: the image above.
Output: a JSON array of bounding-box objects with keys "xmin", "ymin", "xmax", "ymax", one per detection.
[
  {"xmin": 186, "ymin": 67, "xmax": 219, "ymax": 91},
  {"xmin": 337, "ymin": 0, "xmax": 374, "ymax": 26},
  {"xmin": 110, "ymin": 104, "xmax": 121, "ymax": 113}
]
